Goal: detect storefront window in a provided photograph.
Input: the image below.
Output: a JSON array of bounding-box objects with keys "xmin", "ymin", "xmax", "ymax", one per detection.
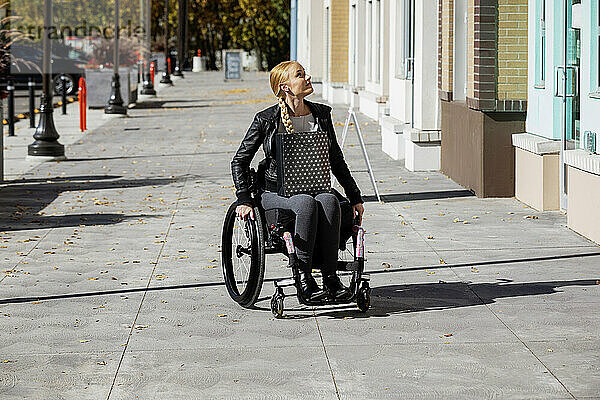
[{"xmin": 403, "ymin": 0, "xmax": 415, "ymax": 80}]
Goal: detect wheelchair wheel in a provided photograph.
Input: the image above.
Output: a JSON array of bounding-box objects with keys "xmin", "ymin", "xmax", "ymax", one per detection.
[
  {"xmin": 270, "ymin": 288, "xmax": 284, "ymax": 318},
  {"xmin": 222, "ymin": 202, "xmax": 265, "ymax": 308},
  {"xmin": 356, "ymin": 281, "xmax": 371, "ymax": 312}
]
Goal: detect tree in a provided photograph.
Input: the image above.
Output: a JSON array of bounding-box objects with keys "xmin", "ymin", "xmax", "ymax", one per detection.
[
  {"xmin": 151, "ymin": 0, "xmax": 289, "ymax": 71},
  {"xmin": 234, "ymin": 0, "xmax": 289, "ymax": 70}
]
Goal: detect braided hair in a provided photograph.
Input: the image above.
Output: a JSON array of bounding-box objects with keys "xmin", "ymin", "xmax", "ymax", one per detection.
[
  {"xmin": 270, "ymin": 61, "xmax": 298, "ymax": 134},
  {"xmin": 278, "ymin": 97, "xmax": 295, "ymax": 134}
]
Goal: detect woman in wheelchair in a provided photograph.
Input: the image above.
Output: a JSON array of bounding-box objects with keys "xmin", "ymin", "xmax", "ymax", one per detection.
[{"xmin": 229, "ymin": 61, "xmax": 365, "ymax": 307}]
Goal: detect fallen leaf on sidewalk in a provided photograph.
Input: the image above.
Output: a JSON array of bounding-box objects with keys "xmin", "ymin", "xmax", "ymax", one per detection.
[{"xmin": 382, "ymin": 262, "xmax": 391, "ymax": 268}]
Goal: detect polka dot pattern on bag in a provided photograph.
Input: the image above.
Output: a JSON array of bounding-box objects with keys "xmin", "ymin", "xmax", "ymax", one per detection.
[{"xmin": 280, "ymin": 131, "xmax": 331, "ymax": 196}]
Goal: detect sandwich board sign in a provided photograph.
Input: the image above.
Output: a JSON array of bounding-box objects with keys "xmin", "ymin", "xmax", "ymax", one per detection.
[{"xmin": 223, "ymin": 49, "xmax": 243, "ymax": 81}]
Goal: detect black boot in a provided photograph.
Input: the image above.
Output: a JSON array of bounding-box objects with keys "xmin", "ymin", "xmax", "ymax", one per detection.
[
  {"xmin": 322, "ymin": 272, "xmax": 352, "ymax": 301},
  {"xmin": 297, "ymin": 264, "xmax": 326, "ymax": 301}
]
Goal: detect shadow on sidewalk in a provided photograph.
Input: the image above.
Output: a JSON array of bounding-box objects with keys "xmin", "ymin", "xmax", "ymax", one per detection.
[
  {"xmin": 65, "ymin": 150, "xmax": 234, "ymax": 163},
  {"xmin": 0, "ymin": 175, "xmax": 177, "ymax": 231},
  {"xmin": 1, "ymin": 254, "xmax": 597, "ymax": 313},
  {"xmin": 302, "ymin": 278, "xmax": 599, "ymax": 319},
  {"xmin": 363, "ymin": 189, "xmax": 474, "ymax": 203},
  {"xmin": 132, "ymin": 99, "xmax": 215, "ymax": 110}
]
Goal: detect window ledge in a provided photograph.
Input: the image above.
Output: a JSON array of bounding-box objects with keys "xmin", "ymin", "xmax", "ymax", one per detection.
[
  {"xmin": 589, "ymin": 92, "xmax": 600, "ymax": 99},
  {"xmin": 512, "ymin": 132, "xmax": 560, "ymax": 155},
  {"xmin": 564, "ymin": 149, "xmax": 600, "ymax": 176}
]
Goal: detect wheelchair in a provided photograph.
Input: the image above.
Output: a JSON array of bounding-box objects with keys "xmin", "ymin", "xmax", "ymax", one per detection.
[{"xmin": 221, "ymin": 169, "xmax": 371, "ymax": 318}]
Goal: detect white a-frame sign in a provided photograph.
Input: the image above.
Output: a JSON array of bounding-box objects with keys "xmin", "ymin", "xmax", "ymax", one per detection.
[{"xmin": 335, "ymin": 106, "xmax": 381, "ymax": 202}]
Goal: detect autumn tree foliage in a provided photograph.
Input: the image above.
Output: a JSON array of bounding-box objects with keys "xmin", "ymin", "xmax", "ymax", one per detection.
[{"xmin": 152, "ymin": 0, "xmax": 290, "ymax": 71}]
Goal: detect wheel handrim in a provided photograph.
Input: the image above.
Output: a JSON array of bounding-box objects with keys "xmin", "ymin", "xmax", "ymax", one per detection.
[{"xmin": 230, "ymin": 216, "xmax": 252, "ymax": 294}]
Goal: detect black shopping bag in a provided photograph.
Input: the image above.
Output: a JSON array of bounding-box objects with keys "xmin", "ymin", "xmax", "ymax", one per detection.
[{"xmin": 275, "ymin": 131, "xmax": 331, "ymax": 197}]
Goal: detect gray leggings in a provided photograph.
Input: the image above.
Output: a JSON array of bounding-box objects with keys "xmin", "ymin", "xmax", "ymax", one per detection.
[{"xmin": 261, "ymin": 191, "xmax": 340, "ymax": 272}]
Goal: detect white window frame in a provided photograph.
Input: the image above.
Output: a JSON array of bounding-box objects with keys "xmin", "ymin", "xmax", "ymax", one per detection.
[
  {"xmin": 596, "ymin": 0, "xmax": 600, "ymax": 92},
  {"xmin": 374, "ymin": 0, "xmax": 381, "ymax": 83},
  {"xmin": 366, "ymin": 1, "xmax": 372, "ymax": 80},
  {"xmin": 324, "ymin": 6, "xmax": 330, "ymax": 82},
  {"xmin": 403, "ymin": 0, "xmax": 415, "ymax": 80},
  {"xmin": 535, "ymin": 0, "xmax": 546, "ymax": 87}
]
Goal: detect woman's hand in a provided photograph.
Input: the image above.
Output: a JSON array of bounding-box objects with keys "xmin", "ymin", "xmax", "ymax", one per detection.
[
  {"xmin": 352, "ymin": 203, "xmax": 364, "ymax": 225},
  {"xmin": 236, "ymin": 204, "xmax": 254, "ymax": 220}
]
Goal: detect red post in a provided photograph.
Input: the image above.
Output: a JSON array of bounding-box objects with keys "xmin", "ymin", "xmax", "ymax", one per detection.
[
  {"xmin": 167, "ymin": 57, "xmax": 171, "ymax": 74},
  {"xmin": 150, "ymin": 61, "xmax": 155, "ymax": 85},
  {"xmin": 78, "ymin": 77, "xmax": 87, "ymax": 132}
]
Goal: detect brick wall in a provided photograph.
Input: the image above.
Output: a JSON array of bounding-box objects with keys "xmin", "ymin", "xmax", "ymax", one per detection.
[
  {"xmin": 497, "ymin": 0, "xmax": 528, "ymax": 103},
  {"xmin": 467, "ymin": 0, "xmax": 475, "ymax": 99},
  {"xmin": 330, "ymin": 0, "xmax": 349, "ymax": 83},
  {"xmin": 466, "ymin": 0, "xmax": 497, "ymax": 111},
  {"xmin": 440, "ymin": 0, "xmax": 454, "ymax": 101}
]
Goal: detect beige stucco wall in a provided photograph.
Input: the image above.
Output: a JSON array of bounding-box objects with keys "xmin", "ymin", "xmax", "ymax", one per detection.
[
  {"xmin": 330, "ymin": 0, "xmax": 349, "ymax": 83},
  {"xmin": 514, "ymin": 148, "xmax": 559, "ymax": 211},
  {"xmin": 567, "ymin": 166, "xmax": 600, "ymax": 245},
  {"xmin": 441, "ymin": 0, "xmax": 454, "ymax": 94},
  {"xmin": 497, "ymin": 0, "xmax": 528, "ymax": 100}
]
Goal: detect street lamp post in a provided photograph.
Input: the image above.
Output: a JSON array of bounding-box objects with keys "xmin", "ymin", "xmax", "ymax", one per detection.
[
  {"xmin": 28, "ymin": 0, "xmax": 65, "ymax": 159},
  {"xmin": 172, "ymin": 0, "xmax": 185, "ymax": 78},
  {"xmin": 104, "ymin": 0, "xmax": 127, "ymax": 116},
  {"xmin": 159, "ymin": 0, "xmax": 173, "ymax": 86},
  {"xmin": 140, "ymin": 0, "xmax": 156, "ymax": 96}
]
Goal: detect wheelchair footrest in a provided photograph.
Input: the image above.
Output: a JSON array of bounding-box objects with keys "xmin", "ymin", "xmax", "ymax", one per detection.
[
  {"xmin": 274, "ymin": 278, "xmax": 295, "ymax": 288},
  {"xmin": 337, "ymin": 261, "xmax": 360, "ymax": 271}
]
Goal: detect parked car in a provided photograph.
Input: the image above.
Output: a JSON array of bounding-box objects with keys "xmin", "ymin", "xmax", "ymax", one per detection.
[{"xmin": 0, "ymin": 44, "xmax": 87, "ymax": 95}]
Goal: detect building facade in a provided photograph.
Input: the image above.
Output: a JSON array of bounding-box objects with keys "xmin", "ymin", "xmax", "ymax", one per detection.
[
  {"xmin": 513, "ymin": 0, "xmax": 600, "ymax": 243},
  {"xmin": 293, "ymin": 0, "xmax": 600, "ymax": 243},
  {"xmin": 439, "ymin": 0, "xmax": 528, "ymax": 197}
]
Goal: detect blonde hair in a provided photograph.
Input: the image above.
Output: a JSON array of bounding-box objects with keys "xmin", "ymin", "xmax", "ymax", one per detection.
[{"xmin": 270, "ymin": 61, "xmax": 298, "ymax": 134}]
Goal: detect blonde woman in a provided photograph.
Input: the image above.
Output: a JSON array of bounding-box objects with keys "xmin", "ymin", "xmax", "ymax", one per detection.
[{"xmin": 231, "ymin": 61, "xmax": 364, "ymax": 301}]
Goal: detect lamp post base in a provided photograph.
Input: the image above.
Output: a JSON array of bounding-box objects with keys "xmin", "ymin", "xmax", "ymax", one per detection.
[
  {"xmin": 104, "ymin": 73, "xmax": 128, "ymax": 116},
  {"xmin": 26, "ymin": 153, "xmax": 66, "ymax": 162},
  {"xmin": 27, "ymin": 140, "xmax": 65, "ymax": 159},
  {"xmin": 28, "ymin": 96, "xmax": 65, "ymax": 159},
  {"xmin": 141, "ymin": 76, "xmax": 157, "ymax": 96},
  {"xmin": 159, "ymin": 72, "xmax": 173, "ymax": 86}
]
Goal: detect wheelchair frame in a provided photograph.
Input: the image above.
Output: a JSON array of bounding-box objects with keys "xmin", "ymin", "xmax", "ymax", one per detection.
[{"xmin": 221, "ymin": 174, "xmax": 371, "ymax": 318}]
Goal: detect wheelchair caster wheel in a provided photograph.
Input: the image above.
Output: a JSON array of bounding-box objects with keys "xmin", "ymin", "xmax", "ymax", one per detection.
[
  {"xmin": 271, "ymin": 289, "xmax": 285, "ymax": 318},
  {"xmin": 356, "ymin": 281, "xmax": 370, "ymax": 313}
]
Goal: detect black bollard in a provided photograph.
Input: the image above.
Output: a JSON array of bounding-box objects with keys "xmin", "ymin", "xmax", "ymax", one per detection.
[
  {"xmin": 7, "ymin": 80, "xmax": 15, "ymax": 137},
  {"xmin": 61, "ymin": 76, "xmax": 67, "ymax": 115},
  {"xmin": 28, "ymin": 78, "xmax": 36, "ymax": 128}
]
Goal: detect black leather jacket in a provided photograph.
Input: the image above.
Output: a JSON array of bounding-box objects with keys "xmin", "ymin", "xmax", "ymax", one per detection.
[{"xmin": 231, "ymin": 100, "xmax": 363, "ymax": 206}]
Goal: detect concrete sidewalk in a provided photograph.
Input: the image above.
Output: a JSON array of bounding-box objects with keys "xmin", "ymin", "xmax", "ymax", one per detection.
[{"xmin": 0, "ymin": 71, "xmax": 598, "ymax": 399}]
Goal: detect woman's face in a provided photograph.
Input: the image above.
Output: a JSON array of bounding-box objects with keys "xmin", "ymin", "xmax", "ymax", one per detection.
[{"xmin": 282, "ymin": 63, "xmax": 313, "ymax": 98}]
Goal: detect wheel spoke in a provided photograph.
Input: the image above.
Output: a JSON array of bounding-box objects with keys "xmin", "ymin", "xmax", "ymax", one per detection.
[{"xmin": 231, "ymin": 215, "xmax": 252, "ymax": 292}]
